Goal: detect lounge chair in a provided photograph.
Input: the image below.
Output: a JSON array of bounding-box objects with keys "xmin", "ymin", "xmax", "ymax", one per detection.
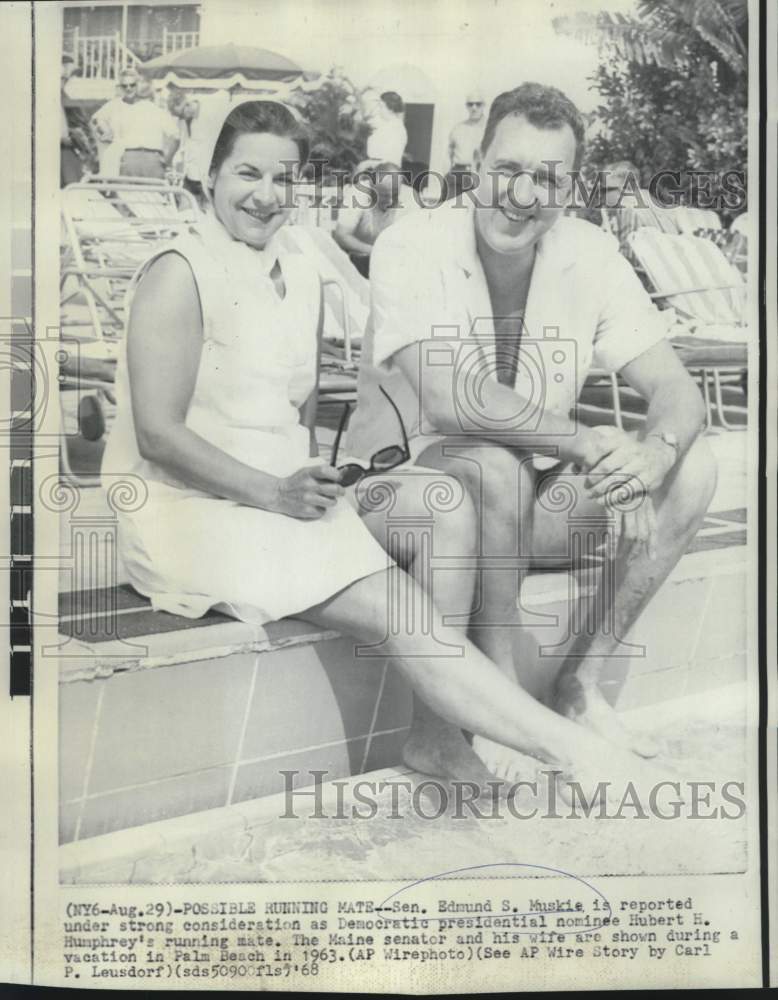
[{"xmin": 599, "ymin": 229, "xmax": 747, "ymax": 431}]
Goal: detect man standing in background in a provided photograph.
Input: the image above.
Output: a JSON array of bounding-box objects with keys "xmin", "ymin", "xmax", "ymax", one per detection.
[
  {"xmin": 92, "ymin": 69, "xmax": 178, "ymax": 178},
  {"xmin": 366, "ymin": 91, "xmax": 408, "ymax": 167},
  {"xmin": 168, "ymin": 86, "xmax": 230, "ymax": 201},
  {"xmin": 446, "ymin": 90, "xmax": 486, "ymax": 196}
]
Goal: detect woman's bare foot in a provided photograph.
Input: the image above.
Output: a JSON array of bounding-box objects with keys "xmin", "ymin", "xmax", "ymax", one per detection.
[
  {"xmin": 554, "ymin": 672, "xmax": 663, "ymax": 759},
  {"xmin": 471, "ymin": 735, "xmax": 542, "ymax": 782},
  {"xmin": 402, "ymin": 723, "xmax": 499, "ymax": 789}
]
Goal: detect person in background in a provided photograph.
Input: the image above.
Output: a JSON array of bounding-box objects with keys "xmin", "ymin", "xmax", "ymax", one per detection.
[
  {"xmin": 92, "ymin": 69, "xmax": 179, "ymax": 179},
  {"xmin": 333, "ymin": 160, "xmax": 417, "ymax": 277},
  {"xmin": 599, "ymin": 160, "xmax": 678, "ymax": 269},
  {"xmin": 60, "ymin": 55, "xmax": 83, "ymax": 186},
  {"xmin": 168, "ymin": 86, "xmax": 230, "ymax": 203},
  {"xmin": 366, "ymin": 91, "xmax": 408, "ymax": 166},
  {"xmin": 446, "ymin": 90, "xmax": 486, "ymax": 197}
]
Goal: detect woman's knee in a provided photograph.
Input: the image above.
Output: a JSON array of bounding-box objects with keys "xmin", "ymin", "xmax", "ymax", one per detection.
[{"xmin": 358, "ymin": 468, "xmax": 477, "ymax": 558}]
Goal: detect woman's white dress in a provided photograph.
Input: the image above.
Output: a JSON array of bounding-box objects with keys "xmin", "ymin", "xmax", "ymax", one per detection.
[{"xmin": 102, "ymin": 214, "xmax": 390, "ymax": 625}]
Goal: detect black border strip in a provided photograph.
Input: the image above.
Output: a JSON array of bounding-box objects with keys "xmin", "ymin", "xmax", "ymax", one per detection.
[{"xmin": 757, "ymin": 0, "xmax": 770, "ymax": 988}]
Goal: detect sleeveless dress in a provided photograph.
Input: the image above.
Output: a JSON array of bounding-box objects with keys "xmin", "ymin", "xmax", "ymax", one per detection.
[{"xmin": 101, "ymin": 213, "xmax": 391, "ymax": 625}]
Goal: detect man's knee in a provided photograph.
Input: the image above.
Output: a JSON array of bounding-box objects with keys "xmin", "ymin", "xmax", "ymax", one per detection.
[{"xmin": 665, "ymin": 435, "xmax": 718, "ymax": 524}]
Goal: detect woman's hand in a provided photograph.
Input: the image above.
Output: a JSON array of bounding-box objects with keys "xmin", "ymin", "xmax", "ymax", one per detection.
[{"xmin": 269, "ymin": 464, "xmax": 345, "ymax": 519}]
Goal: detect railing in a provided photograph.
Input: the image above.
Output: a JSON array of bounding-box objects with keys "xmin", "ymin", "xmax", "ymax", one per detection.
[
  {"xmin": 162, "ymin": 28, "xmax": 200, "ymax": 54},
  {"xmin": 70, "ymin": 30, "xmax": 139, "ymax": 82}
]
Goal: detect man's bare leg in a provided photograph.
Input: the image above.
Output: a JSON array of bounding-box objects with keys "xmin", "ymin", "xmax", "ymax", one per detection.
[
  {"xmin": 542, "ymin": 436, "xmax": 718, "ymax": 755},
  {"xmin": 413, "ymin": 441, "xmax": 548, "ymax": 778},
  {"xmin": 356, "ymin": 470, "xmax": 497, "ymax": 786}
]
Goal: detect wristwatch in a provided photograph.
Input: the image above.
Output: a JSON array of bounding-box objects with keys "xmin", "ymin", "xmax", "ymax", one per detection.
[{"xmin": 647, "ymin": 430, "xmax": 680, "ymax": 464}]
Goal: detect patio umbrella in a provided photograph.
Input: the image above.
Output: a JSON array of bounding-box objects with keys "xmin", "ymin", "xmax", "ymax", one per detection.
[{"xmin": 144, "ymin": 43, "xmax": 305, "ymax": 83}]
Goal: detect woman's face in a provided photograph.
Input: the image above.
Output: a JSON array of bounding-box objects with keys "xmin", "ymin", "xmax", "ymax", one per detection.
[{"xmin": 210, "ymin": 131, "xmax": 300, "ymax": 249}]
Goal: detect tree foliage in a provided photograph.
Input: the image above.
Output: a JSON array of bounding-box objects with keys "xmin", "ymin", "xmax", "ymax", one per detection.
[
  {"xmin": 288, "ymin": 69, "xmax": 371, "ymax": 180},
  {"xmin": 555, "ymin": 0, "xmax": 748, "ymax": 218}
]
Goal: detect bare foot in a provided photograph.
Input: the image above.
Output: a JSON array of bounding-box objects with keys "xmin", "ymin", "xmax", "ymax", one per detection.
[
  {"xmin": 471, "ymin": 735, "xmax": 542, "ymax": 782},
  {"xmin": 557, "ymin": 746, "xmax": 681, "ymax": 812},
  {"xmin": 554, "ymin": 673, "xmax": 662, "ymax": 759},
  {"xmin": 402, "ymin": 724, "xmax": 496, "ymax": 787}
]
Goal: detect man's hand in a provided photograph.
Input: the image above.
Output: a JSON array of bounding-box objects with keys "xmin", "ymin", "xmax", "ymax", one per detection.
[
  {"xmin": 584, "ymin": 432, "xmax": 676, "ymax": 500},
  {"xmin": 575, "ymin": 426, "xmax": 673, "ymax": 562}
]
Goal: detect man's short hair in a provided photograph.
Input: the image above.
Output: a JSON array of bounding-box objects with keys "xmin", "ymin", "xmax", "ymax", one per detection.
[
  {"xmin": 380, "ymin": 91, "xmax": 404, "ymax": 114},
  {"xmin": 481, "ymin": 82, "xmax": 586, "ymax": 169}
]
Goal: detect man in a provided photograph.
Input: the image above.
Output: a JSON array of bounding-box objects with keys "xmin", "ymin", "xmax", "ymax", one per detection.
[
  {"xmin": 92, "ymin": 69, "xmax": 178, "ymax": 178},
  {"xmin": 333, "ymin": 160, "xmax": 417, "ymax": 276},
  {"xmin": 60, "ymin": 55, "xmax": 82, "ymax": 185},
  {"xmin": 366, "ymin": 91, "xmax": 408, "ymax": 166},
  {"xmin": 446, "ymin": 90, "xmax": 486, "ymax": 197},
  {"xmin": 599, "ymin": 160, "xmax": 678, "ymax": 269},
  {"xmin": 348, "ymin": 83, "xmax": 716, "ymax": 781},
  {"xmin": 168, "ymin": 86, "xmax": 230, "ymax": 202}
]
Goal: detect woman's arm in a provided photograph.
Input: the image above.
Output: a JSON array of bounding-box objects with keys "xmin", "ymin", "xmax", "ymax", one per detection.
[{"xmin": 126, "ymin": 252, "xmax": 342, "ymax": 518}]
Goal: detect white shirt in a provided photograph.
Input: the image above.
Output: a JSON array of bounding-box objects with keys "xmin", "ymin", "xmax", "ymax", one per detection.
[
  {"xmin": 93, "ymin": 98, "xmax": 178, "ymax": 153},
  {"xmin": 448, "ymin": 119, "xmax": 485, "ymax": 167},
  {"xmin": 366, "ymin": 117, "xmax": 408, "ymax": 165},
  {"xmin": 179, "ymin": 91, "xmax": 231, "ymax": 181},
  {"xmin": 347, "ymin": 201, "xmax": 669, "ymax": 466}
]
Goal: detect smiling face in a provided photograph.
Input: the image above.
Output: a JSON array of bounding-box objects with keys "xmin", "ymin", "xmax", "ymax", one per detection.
[
  {"xmin": 475, "ymin": 112, "xmax": 576, "ymax": 257},
  {"xmin": 209, "ymin": 131, "xmax": 300, "ymax": 249}
]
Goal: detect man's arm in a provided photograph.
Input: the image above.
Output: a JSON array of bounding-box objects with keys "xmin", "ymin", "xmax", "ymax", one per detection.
[
  {"xmin": 448, "ymin": 127, "xmax": 457, "ymax": 167},
  {"xmin": 622, "ymin": 339, "xmax": 706, "ymax": 453},
  {"xmin": 393, "ymin": 339, "xmax": 595, "ymax": 466},
  {"xmin": 584, "ymin": 339, "xmax": 707, "ymax": 500}
]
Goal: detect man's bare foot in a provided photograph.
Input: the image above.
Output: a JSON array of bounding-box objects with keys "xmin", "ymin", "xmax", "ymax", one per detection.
[
  {"xmin": 555, "ymin": 744, "xmax": 681, "ymax": 812},
  {"xmin": 554, "ymin": 672, "xmax": 662, "ymax": 759}
]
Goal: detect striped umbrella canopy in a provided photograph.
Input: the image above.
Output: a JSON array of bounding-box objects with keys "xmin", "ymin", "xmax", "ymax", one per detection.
[{"xmin": 144, "ymin": 43, "xmax": 305, "ymax": 83}]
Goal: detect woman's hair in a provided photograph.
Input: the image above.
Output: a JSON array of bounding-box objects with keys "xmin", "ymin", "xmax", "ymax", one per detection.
[
  {"xmin": 380, "ymin": 91, "xmax": 404, "ymax": 114},
  {"xmin": 209, "ymin": 100, "xmax": 310, "ymax": 177},
  {"xmin": 481, "ymin": 82, "xmax": 585, "ymax": 169}
]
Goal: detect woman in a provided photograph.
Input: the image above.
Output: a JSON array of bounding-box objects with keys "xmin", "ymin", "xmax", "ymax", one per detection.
[{"xmin": 103, "ymin": 99, "xmax": 660, "ymax": 799}]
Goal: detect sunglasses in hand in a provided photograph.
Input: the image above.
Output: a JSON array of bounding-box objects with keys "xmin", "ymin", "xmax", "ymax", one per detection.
[{"xmin": 331, "ymin": 387, "xmax": 410, "ymax": 487}]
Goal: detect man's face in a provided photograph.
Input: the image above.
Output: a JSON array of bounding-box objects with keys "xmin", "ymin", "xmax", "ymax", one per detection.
[
  {"xmin": 466, "ymin": 100, "xmax": 484, "ymax": 123},
  {"xmin": 475, "ymin": 112, "xmax": 576, "ymax": 257},
  {"xmin": 374, "ymin": 171, "xmax": 404, "ymax": 209},
  {"xmin": 61, "ymin": 60, "xmax": 75, "ymax": 84},
  {"xmin": 119, "ymin": 76, "xmax": 139, "ymax": 103}
]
